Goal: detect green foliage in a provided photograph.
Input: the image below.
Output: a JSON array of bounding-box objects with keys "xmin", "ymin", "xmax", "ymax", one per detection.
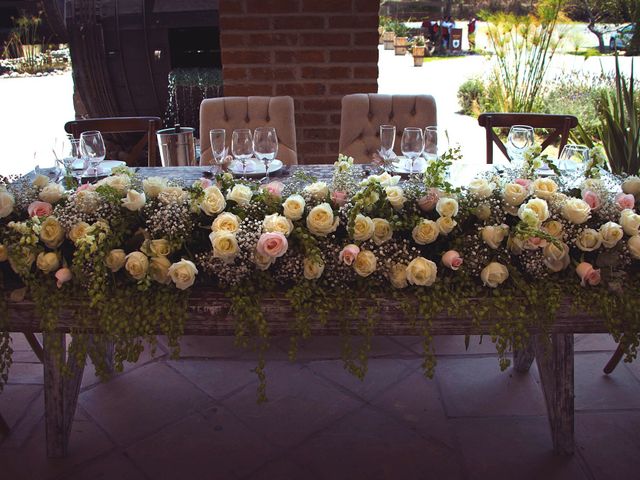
[
  {"xmin": 391, "ymin": 21, "xmax": 410, "ymax": 38},
  {"xmin": 457, "ymin": 77, "xmax": 490, "ymax": 116}
]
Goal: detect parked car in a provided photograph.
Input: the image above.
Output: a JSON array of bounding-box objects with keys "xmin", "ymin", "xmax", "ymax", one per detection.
[{"xmin": 610, "ymin": 24, "xmax": 635, "ymax": 50}]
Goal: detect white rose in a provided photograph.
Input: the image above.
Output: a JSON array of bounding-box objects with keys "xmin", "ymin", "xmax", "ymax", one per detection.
[
  {"xmin": 353, "ymin": 250, "xmax": 377, "ymax": 277},
  {"xmin": 503, "ymin": 183, "xmax": 528, "ymax": 207},
  {"xmin": 576, "ymin": 229, "xmax": 602, "ymax": 252},
  {"xmin": 543, "ymin": 242, "xmax": 570, "ymax": 273},
  {"xmin": 562, "ymin": 198, "xmax": 591, "ymax": 224},
  {"xmin": 282, "ymin": 194, "xmax": 306, "ymax": 221},
  {"xmin": 143, "ymin": 177, "xmax": 169, "ymax": 198},
  {"xmin": 121, "ymin": 190, "xmax": 146, "ymax": 211},
  {"xmin": 480, "ymin": 262, "xmax": 509, "ymax": 288},
  {"xmin": 306, "ymin": 203, "xmax": 339, "ymax": 237},
  {"xmin": 303, "ymin": 258, "xmax": 325, "ymax": 280},
  {"xmin": 68, "ymin": 221, "xmax": 91, "ymax": 244},
  {"xmin": 158, "ymin": 186, "xmax": 188, "ymax": 204},
  {"xmin": 149, "ymin": 256, "xmax": 172, "ymax": 284},
  {"xmin": 543, "ymin": 220, "xmax": 564, "ymax": 239},
  {"xmin": 388, "ymin": 263, "xmax": 408, "ymax": 289},
  {"xmin": 622, "ymin": 176, "xmax": 640, "ymax": 196},
  {"xmin": 385, "ymin": 186, "xmax": 406, "ymax": 210},
  {"xmin": 508, "ymin": 235, "xmax": 525, "ymax": 255},
  {"xmin": 436, "ymin": 216, "xmax": 457, "ymax": 235},
  {"xmin": 0, "ymin": 190, "xmax": 15, "ymax": 218},
  {"xmin": 599, "ymin": 222, "xmax": 624, "ymax": 248},
  {"xmin": 36, "ymin": 252, "xmax": 59, "ymax": 274},
  {"xmin": 365, "ymin": 172, "xmax": 400, "ymax": 186},
  {"xmin": 99, "ymin": 174, "xmax": 131, "ymax": 193},
  {"xmin": 226, "ymin": 184, "xmax": 253, "ymax": 206},
  {"xmin": 39, "ymin": 216, "xmax": 65, "ymax": 249},
  {"xmin": 412, "ymin": 219, "xmax": 439, "ymax": 245},
  {"xmin": 201, "ymin": 186, "xmax": 227, "ymax": 216},
  {"xmin": 74, "ymin": 190, "xmax": 100, "ymax": 214},
  {"xmin": 481, "ymin": 224, "xmax": 509, "ymax": 249},
  {"xmin": 39, "ymin": 183, "xmax": 64, "ymax": 203},
  {"xmin": 532, "ymin": 178, "xmax": 558, "ymax": 200},
  {"xmin": 149, "ymin": 239, "xmax": 171, "ymax": 257},
  {"xmin": 435, "ymin": 197, "xmax": 459, "ymax": 217},
  {"xmin": 620, "ymin": 209, "xmax": 640, "ymax": 236},
  {"xmin": 353, "ymin": 214, "xmax": 375, "ymax": 241},
  {"xmin": 474, "ymin": 203, "xmax": 492, "ymax": 221},
  {"xmin": 212, "ymin": 212, "xmax": 240, "ymax": 234},
  {"xmin": 468, "ymin": 179, "xmax": 493, "ymax": 199},
  {"xmin": 105, "ymin": 249, "xmax": 126, "ymax": 272},
  {"xmin": 125, "ymin": 251, "xmax": 149, "ymax": 280},
  {"xmin": 210, "ymin": 231, "xmax": 239, "ymax": 264},
  {"xmin": 253, "ymin": 250, "xmax": 274, "ymax": 271},
  {"xmin": 518, "ymin": 198, "xmax": 549, "ymax": 226},
  {"xmin": 406, "ymin": 257, "xmax": 437, "ymax": 286},
  {"xmin": 263, "ymin": 213, "xmax": 293, "ymax": 237},
  {"xmin": 304, "ymin": 181, "xmax": 329, "ymax": 200},
  {"xmin": 628, "ymin": 235, "xmax": 640, "ymax": 259},
  {"xmin": 168, "ymin": 259, "xmax": 198, "ymax": 290},
  {"xmin": 33, "ymin": 174, "xmax": 49, "ymax": 188},
  {"xmin": 372, "ymin": 218, "xmax": 393, "ymax": 245}
]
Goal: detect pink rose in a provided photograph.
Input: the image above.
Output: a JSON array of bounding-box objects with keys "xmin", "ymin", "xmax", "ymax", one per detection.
[
  {"xmin": 256, "ymin": 232, "xmax": 288, "ymax": 258},
  {"xmin": 442, "ymin": 250, "xmax": 463, "ymax": 270},
  {"xmin": 417, "ymin": 188, "xmax": 439, "ymax": 212},
  {"xmin": 339, "ymin": 244, "xmax": 360, "ymax": 266},
  {"xmin": 515, "ymin": 178, "xmax": 532, "ymax": 189},
  {"xmin": 576, "ymin": 262, "xmax": 601, "ymax": 287},
  {"xmin": 331, "ymin": 191, "xmax": 348, "ymax": 207},
  {"xmin": 76, "ymin": 183, "xmax": 94, "ymax": 192},
  {"xmin": 196, "ymin": 178, "xmax": 213, "ymax": 189},
  {"xmin": 615, "ymin": 193, "xmax": 635, "ymax": 211},
  {"xmin": 27, "ymin": 201, "xmax": 52, "ymax": 217},
  {"xmin": 55, "ymin": 267, "xmax": 72, "ymax": 288},
  {"xmin": 524, "ymin": 237, "xmax": 547, "ymax": 250},
  {"xmin": 263, "ymin": 181, "xmax": 284, "ymax": 198},
  {"xmin": 582, "ymin": 190, "xmax": 601, "ymax": 211}
]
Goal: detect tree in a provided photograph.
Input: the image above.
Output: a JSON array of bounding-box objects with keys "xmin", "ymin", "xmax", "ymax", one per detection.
[{"xmin": 567, "ymin": 0, "xmax": 627, "ymax": 53}]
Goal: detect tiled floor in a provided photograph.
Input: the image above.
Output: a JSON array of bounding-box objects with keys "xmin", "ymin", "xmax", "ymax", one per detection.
[{"xmin": 1, "ymin": 333, "xmax": 640, "ymax": 480}]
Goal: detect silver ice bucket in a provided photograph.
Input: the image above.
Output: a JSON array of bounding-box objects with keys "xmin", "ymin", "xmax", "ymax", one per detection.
[{"xmin": 157, "ymin": 125, "xmax": 196, "ymax": 167}]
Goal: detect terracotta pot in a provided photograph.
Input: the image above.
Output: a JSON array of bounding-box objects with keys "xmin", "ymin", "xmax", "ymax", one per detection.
[
  {"xmin": 394, "ymin": 36, "xmax": 408, "ymax": 56},
  {"xmin": 383, "ymin": 31, "xmax": 395, "ymax": 50}
]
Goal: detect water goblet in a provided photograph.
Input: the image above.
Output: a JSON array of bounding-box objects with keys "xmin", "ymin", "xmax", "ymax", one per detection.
[
  {"xmin": 231, "ymin": 129, "xmax": 254, "ymax": 178},
  {"xmin": 209, "ymin": 129, "xmax": 227, "ymax": 173},
  {"xmin": 401, "ymin": 127, "xmax": 424, "ymax": 174},
  {"xmin": 506, "ymin": 125, "xmax": 534, "ymax": 166},
  {"xmin": 379, "ymin": 125, "xmax": 396, "ymax": 164},
  {"xmin": 253, "ymin": 126, "xmax": 278, "ymax": 182},
  {"xmin": 79, "ymin": 130, "xmax": 106, "ymax": 181},
  {"xmin": 559, "ymin": 144, "xmax": 590, "ymax": 182}
]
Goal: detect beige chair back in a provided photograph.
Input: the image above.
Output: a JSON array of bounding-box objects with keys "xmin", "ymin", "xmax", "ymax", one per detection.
[
  {"xmin": 339, "ymin": 94, "xmax": 437, "ymax": 163},
  {"xmin": 200, "ymin": 96, "xmax": 297, "ymax": 166}
]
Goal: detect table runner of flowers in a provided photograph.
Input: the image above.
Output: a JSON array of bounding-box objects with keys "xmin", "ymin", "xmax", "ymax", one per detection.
[{"xmin": 1, "ymin": 148, "xmax": 639, "ymax": 400}]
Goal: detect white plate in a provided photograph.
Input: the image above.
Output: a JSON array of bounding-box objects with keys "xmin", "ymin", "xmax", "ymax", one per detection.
[
  {"xmin": 73, "ymin": 160, "xmax": 126, "ymax": 178},
  {"xmin": 388, "ymin": 157, "xmax": 428, "ymax": 174},
  {"xmin": 229, "ymin": 159, "xmax": 283, "ymax": 177}
]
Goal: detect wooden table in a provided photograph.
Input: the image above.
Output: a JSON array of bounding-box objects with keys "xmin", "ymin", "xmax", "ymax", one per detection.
[{"xmin": 2, "ymin": 166, "xmax": 605, "ymax": 457}]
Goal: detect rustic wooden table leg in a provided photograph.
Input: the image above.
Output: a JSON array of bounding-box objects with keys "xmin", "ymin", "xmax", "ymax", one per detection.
[
  {"xmin": 513, "ymin": 338, "xmax": 536, "ymax": 373},
  {"xmin": 533, "ymin": 333, "xmax": 575, "ymax": 455},
  {"xmin": 43, "ymin": 332, "xmax": 86, "ymax": 458},
  {"xmin": 604, "ymin": 343, "xmax": 625, "ymax": 374},
  {"xmin": 23, "ymin": 332, "xmax": 44, "ymax": 363}
]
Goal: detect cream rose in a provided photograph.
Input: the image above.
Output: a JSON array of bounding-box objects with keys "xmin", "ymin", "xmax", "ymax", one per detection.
[
  {"xmin": 143, "ymin": 177, "xmax": 169, "ymax": 198},
  {"xmin": 212, "ymin": 212, "xmax": 240, "ymax": 234},
  {"xmin": 105, "ymin": 249, "xmax": 126, "ymax": 272},
  {"xmin": 436, "ymin": 216, "xmax": 457, "ymax": 235},
  {"xmin": 303, "ymin": 258, "xmax": 325, "ymax": 280},
  {"xmin": 149, "ymin": 256, "xmax": 172, "ymax": 284},
  {"xmin": 385, "ymin": 186, "xmax": 406, "ymax": 210},
  {"xmin": 32, "ymin": 174, "xmax": 49, "ymax": 188},
  {"xmin": 99, "ymin": 174, "xmax": 131, "ymax": 193},
  {"xmin": 263, "ymin": 213, "xmax": 294, "ymax": 237},
  {"xmin": 474, "ymin": 203, "xmax": 492, "ymax": 221},
  {"xmin": 200, "ymin": 186, "xmax": 227, "ymax": 216},
  {"xmin": 388, "ymin": 263, "xmax": 408, "ymax": 289},
  {"xmin": 253, "ymin": 251, "xmax": 274, "ymax": 271},
  {"xmin": 543, "ymin": 242, "xmax": 570, "ymax": 273},
  {"xmin": 576, "ymin": 229, "xmax": 602, "ymax": 252},
  {"xmin": 480, "ymin": 262, "xmax": 509, "ymax": 288},
  {"xmin": 226, "ymin": 184, "xmax": 253, "ymax": 206},
  {"xmin": 562, "ymin": 198, "xmax": 591, "ymax": 224},
  {"xmin": 36, "ymin": 252, "xmax": 59, "ymax": 274},
  {"xmin": 628, "ymin": 235, "xmax": 640, "ymax": 259},
  {"xmin": 481, "ymin": 224, "xmax": 509, "ymax": 249},
  {"xmin": 168, "ymin": 259, "xmax": 198, "ymax": 290},
  {"xmin": 518, "ymin": 198, "xmax": 549, "ymax": 226},
  {"xmin": 0, "ymin": 189, "xmax": 15, "ymax": 218},
  {"xmin": 353, "ymin": 214, "xmax": 375, "ymax": 242},
  {"xmin": 282, "ymin": 194, "xmax": 306, "ymax": 221},
  {"xmin": 304, "ymin": 181, "xmax": 329, "ymax": 200},
  {"xmin": 543, "ymin": 220, "xmax": 564, "ymax": 239},
  {"xmin": 121, "ymin": 190, "xmax": 146, "ymax": 211},
  {"xmin": 125, "ymin": 251, "xmax": 149, "ymax": 280},
  {"xmin": 150, "ymin": 239, "xmax": 171, "ymax": 257},
  {"xmin": 532, "ymin": 178, "xmax": 558, "ymax": 200},
  {"xmin": 622, "ymin": 176, "xmax": 640, "ymax": 196},
  {"xmin": 68, "ymin": 221, "xmax": 91, "ymax": 244},
  {"xmin": 372, "ymin": 218, "xmax": 393, "ymax": 245},
  {"xmin": 39, "ymin": 183, "xmax": 64, "ymax": 203},
  {"xmin": 406, "ymin": 257, "xmax": 437, "ymax": 286},
  {"xmin": 306, "ymin": 203, "xmax": 339, "ymax": 237},
  {"xmin": 39, "ymin": 216, "xmax": 65, "ymax": 249},
  {"xmin": 599, "ymin": 222, "xmax": 624, "ymax": 248},
  {"xmin": 508, "ymin": 235, "xmax": 525, "ymax": 255},
  {"xmin": 210, "ymin": 231, "xmax": 239, "ymax": 264},
  {"xmin": 158, "ymin": 186, "xmax": 188, "ymax": 204},
  {"xmin": 468, "ymin": 179, "xmax": 493, "ymax": 199},
  {"xmin": 412, "ymin": 219, "xmax": 439, "ymax": 245},
  {"xmin": 620, "ymin": 209, "xmax": 640, "ymax": 236},
  {"xmin": 435, "ymin": 197, "xmax": 459, "ymax": 217},
  {"xmin": 353, "ymin": 250, "xmax": 377, "ymax": 277},
  {"xmin": 503, "ymin": 183, "xmax": 528, "ymax": 207}
]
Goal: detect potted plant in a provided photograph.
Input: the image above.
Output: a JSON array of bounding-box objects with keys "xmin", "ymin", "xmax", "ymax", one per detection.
[
  {"xmin": 412, "ymin": 36, "xmax": 426, "ymax": 66},
  {"xmin": 382, "ymin": 19, "xmax": 396, "ymax": 51},
  {"xmin": 393, "ymin": 22, "xmax": 410, "ymax": 56}
]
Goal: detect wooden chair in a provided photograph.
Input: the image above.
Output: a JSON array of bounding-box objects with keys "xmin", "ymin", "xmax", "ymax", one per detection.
[
  {"xmin": 65, "ymin": 117, "xmax": 162, "ymax": 167},
  {"xmin": 478, "ymin": 113, "xmax": 578, "ymax": 164}
]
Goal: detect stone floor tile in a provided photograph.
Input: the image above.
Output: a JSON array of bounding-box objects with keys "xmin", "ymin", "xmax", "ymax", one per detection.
[
  {"xmin": 62, "ymin": 452, "xmax": 146, "ymax": 480},
  {"xmin": 246, "ymin": 457, "xmax": 319, "ymax": 480},
  {"xmin": 7, "ymin": 362, "xmax": 43, "ymax": 384},
  {"xmin": 79, "ymin": 362, "xmax": 212, "ymax": 445},
  {"xmin": 277, "ymin": 335, "xmax": 413, "ymax": 361},
  {"xmin": 0, "ymin": 384, "xmax": 41, "ymax": 429},
  {"xmin": 221, "ymin": 361, "xmax": 362, "ymax": 450},
  {"xmin": 308, "ymin": 358, "xmax": 413, "ymax": 401},
  {"xmin": 452, "ymin": 416, "xmax": 588, "ymax": 480},
  {"xmin": 0, "ymin": 390, "xmax": 44, "ymax": 448},
  {"xmin": 372, "ymin": 370, "xmax": 457, "ymax": 450},
  {"xmin": 127, "ymin": 406, "xmax": 275, "ymax": 480},
  {"xmin": 432, "ymin": 335, "xmax": 500, "ymax": 356},
  {"xmin": 575, "ymin": 411, "xmax": 640, "ymax": 480},
  {"xmin": 11, "ymin": 350, "xmax": 41, "ymax": 363},
  {"xmin": 167, "ymin": 359, "xmax": 258, "ymax": 400},
  {"xmin": 622, "ymin": 357, "xmax": 640, "ymax": 384},
  {"xmin": 290, "ymin": 406, "xmax": 463, "ymax": 480},
  {"xmin": 436, "ymin": 357, "xmax": 546, "ymax": 417},
  {"xmin": 574, "ymin": 334, "xmax": 618, "ymax": 352},
  {"xmin": 574, "ymin": 352, "xmax": 640, "ymax": 410}
]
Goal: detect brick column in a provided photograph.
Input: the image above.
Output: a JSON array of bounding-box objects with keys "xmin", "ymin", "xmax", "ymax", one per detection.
[{"xmin": 219, "ymin": 0, "xmax": 379, "ymax": 164}]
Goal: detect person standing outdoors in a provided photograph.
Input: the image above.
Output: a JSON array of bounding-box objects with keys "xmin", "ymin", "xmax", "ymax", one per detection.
[{"xmin": 468, "ymin": 17, "xmax": 477, "ymax": 51}]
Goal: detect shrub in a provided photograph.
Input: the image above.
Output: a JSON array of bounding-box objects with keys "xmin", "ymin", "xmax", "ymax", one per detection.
[{"xmin": 457, "ymin": 77, "xmax": 488, "ymax": 116}]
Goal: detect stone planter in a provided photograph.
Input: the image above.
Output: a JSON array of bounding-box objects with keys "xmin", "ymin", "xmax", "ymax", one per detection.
[
  {"xmin": 383, "ymin": 31, "xmax": 395, "ymax": 50},
  {"xmin": 412, "ymin": 46, "xmax": 425, "ymax": 67},
  {"xmin": 394, "ymin": 36, "xmax": 408, "ymax": 56}
]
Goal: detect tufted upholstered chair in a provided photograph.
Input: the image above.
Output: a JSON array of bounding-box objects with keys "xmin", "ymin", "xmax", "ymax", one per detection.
[
  {"xmin": 339, "ymin": 94, "xmax": 437, "ymax": 163},
  {"xmin": 199, "ymin": 96, "xmax": 298, "ymax": 166}
]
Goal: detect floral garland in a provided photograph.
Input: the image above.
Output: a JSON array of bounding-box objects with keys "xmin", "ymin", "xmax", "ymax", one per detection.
[{"xmin": 1, "ymin": 150, "xmax": 640, "ymax": 400}]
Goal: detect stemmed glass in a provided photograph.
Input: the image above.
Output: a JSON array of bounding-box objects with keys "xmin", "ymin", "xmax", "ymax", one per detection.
[
  {"xmin": 209, "ymin": 129, "xmax": 227, "ymax": 173},
  {"xmin": 79, "ymin": 131, "xmax": 106, "ymax": 180},
  {"xmin": 69, "ymin": 139, "xmax": 88, "ymax": 187},
  {"xmin": 506, "ymin": 125, "xmax": 534, "ymax": 166},
  {"xmin": 558, "ymin": 144, "xmax": 590, "ymax": 181},
  {"xmin": 231, "ymin": 129, "xmax": 254, "ymax": 178},
  {"xmin": 401, "ymin": 127, "xmax": 424, "ymax": 174},
  {"xmin": 253, "ymin": 127, "xmax": 278, "ymax": 182},
  {"xmin": 424, "ymin": 126, "xmax": 450, "ymax": 161},
  {"xmin": 379, "ymin": 125, "xmax": 396, "ymax": 164}
]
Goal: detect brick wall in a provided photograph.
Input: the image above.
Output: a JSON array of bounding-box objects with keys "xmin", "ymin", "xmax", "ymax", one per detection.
[{"xmin": 219, "ymin": 0, "xmax": 379, "ymax": 164}]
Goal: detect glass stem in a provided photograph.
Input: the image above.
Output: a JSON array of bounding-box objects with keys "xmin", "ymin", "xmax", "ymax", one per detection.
[{"xmin": 264, "ymin": 160, "xmax": 270, "ymax": 182}]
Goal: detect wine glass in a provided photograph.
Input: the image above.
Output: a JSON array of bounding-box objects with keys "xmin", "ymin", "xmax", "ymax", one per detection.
[
  {"xmin": 506, "ymin": 125, "xmax": 534, "ymax": 166},
  {"xmin": 379, "ymin": 125, "xmax": 396, "ymax": 163},
  {"xmin": 558, "ymin": 144, "xmax": 590, "ymax": 179},
  {"xmin": 401, "ymin": 127, "xmax": 424, "ymax": 174},
  {"xmin": 80, "ymin": 131, "xmax": 106, "ymax": 180},
  {"xmin": 253, "ymin": 127, "xmax": 278, "ymax": 182},
  {"xmin": 231, "ymin": 129, "xmax": 254, "ymax": 178},
  {"xmin": 69, "ymin": 139, "xmax": 88, "ymax": 187},
  {"xmin": 209, "ymin": 129, "xmax": 227, "ymax": 173}
]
